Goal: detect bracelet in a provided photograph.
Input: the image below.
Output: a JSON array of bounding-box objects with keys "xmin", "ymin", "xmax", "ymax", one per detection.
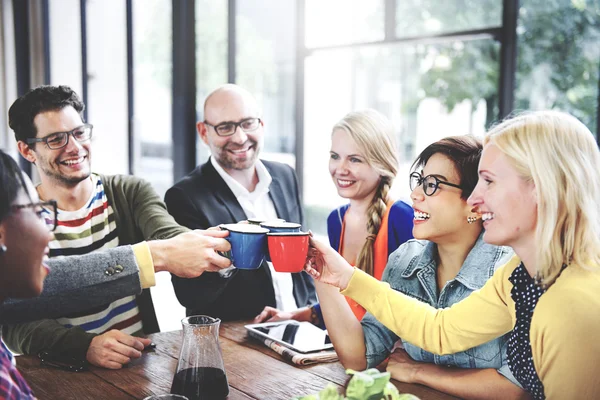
[{"xmin": 309, "ymin": 306, "xmax": 321, "ymax": 326}]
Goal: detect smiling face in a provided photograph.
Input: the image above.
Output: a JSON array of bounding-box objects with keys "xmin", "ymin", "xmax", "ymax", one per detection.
[
  {"xmin": 410, "ymin": 153, "xmax": 473, "ymax": 243},
  {"xmin": 468, "ymin": 143, "xmax": 538, "ymax": 248},
  {"xmin": 329, "ymin": 128, "xmax": 382, "ymax": 202},
  {"xmin": 22, "ymin": 106, "xmax": 91, "ymax": 187},
  {"xmin": 199, "ymin": 88, "xmax": 263, "ymax": 172},
  {"xmin": 0, "ymin": 174, "xmax": 51, "ymax": 299}
]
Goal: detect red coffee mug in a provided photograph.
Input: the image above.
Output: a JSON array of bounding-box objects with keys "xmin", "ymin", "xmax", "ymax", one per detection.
[{"xmin": 267, "ymin": 232, "xmax": 310, "ymax": 273}]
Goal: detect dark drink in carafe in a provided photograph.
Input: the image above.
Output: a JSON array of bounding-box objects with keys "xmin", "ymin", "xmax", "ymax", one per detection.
[{"xmin": 171, "ymin": 367, "xmax": 229, "ymax": 399}]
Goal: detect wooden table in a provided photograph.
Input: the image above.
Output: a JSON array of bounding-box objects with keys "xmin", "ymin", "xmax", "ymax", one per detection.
[{"xmin": 17, "ymin": 321, "xmax": 459, "ymax": 400}]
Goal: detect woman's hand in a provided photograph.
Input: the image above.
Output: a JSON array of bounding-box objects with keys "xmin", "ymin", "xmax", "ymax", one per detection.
[
  {"xmin": 304, "ymin": 234, "xmax": 355, "ymax": 290},
  {"xmin": 253, "ymin": 306, "xmax": 312, "ymax": 324},
  {"xmin": 386, "ymin": 348, "xmax": 423, "ymax": 384}
]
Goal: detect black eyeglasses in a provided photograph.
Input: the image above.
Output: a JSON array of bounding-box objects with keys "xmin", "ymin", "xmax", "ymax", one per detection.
[
  {"xmin": 12, "ymin": 200, "xmax": 58, "ymax": 231},
  {"xmin": 204, "ymin": 118, "xmax": 261, "ymax": 137},
  {"xmin": 409, "ymin": 172, "xmax": 462, "ymax": 196},
  {"xmin": 27, "ymin": 124, "xmax": 93, "ymax": 149}
]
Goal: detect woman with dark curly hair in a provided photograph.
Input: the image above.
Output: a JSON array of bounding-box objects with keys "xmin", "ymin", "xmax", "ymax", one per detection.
[{"xmin": 0, "ymin": 149, "xmax": 54, "ymax": 398}]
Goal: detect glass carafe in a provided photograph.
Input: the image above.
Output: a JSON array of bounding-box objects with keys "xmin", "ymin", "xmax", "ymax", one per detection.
[{"xmin": 171, "ymin": 316, "xmax": 229, "ymax": 400}]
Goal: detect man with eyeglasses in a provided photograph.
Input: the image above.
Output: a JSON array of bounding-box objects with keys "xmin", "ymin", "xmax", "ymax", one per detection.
[
  {"xmin": 4, "ymin": 85, "xmax": 233, "ymax": 370},
  {"xmin": 165, "ymin": 84, "xmax": 316, "ymax": 322}
]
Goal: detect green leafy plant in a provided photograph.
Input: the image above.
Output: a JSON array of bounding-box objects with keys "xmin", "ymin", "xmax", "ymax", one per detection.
[{"xmin": 293, "ymin": 368, "xmax": 420, "ymax": 400}]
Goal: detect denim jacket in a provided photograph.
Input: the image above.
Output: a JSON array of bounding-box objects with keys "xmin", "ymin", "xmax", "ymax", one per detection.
[{"xmin": 362, "ymin": 232, "xmax": 521, "ymax": 387}]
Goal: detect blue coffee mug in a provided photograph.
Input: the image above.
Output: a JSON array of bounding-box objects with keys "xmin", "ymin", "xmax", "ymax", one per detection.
[{"xmin": 220, "ymin": 224, "xmax": 269, "ymax": 270}]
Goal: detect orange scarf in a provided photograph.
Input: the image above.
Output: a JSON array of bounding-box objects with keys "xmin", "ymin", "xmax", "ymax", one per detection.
[{"xmin": 338, "ymin": 204, "xmax": 392, "ymax": 320}]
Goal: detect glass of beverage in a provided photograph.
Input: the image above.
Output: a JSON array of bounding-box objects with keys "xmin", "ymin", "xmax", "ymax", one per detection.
[{"xmin": 171, "ymin": 316, "xmax": 229, "ymax": 400}]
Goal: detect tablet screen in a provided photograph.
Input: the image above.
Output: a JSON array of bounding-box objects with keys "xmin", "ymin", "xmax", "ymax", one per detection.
[{"xmin": 246, "ymin": 321, "xmax": 332, "ymax": 353}]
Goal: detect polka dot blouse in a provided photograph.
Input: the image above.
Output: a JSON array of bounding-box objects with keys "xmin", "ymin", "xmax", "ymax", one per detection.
[{"xmin": 507, "ymin": 263, "xmax": 546, "ymax": 399}]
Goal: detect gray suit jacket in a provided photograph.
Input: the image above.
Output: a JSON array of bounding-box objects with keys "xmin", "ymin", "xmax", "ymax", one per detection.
[
  {"xmin": 2, "ymin": 174, "xmax": 186, "ymax": 359},
  {"xmin": 0, "ymin": 246, "xmax": 142, "ymax": 324}
]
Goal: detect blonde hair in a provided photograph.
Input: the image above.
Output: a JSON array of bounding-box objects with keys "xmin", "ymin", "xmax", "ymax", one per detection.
[
  {"xmin": 333, "ymin": 109, "xmax": 399, "ymax": 276},
  {"xmin": 485, "ymin": 110, "xmax": 600, "ymax": 286}
]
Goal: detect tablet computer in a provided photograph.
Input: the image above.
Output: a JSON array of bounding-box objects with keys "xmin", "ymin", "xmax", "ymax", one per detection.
[{"xmin": 245, "ymin": 320, "xmax": 333, "ymax": 353}]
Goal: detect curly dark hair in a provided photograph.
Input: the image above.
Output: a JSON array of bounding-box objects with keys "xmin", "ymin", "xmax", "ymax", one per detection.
[
  {"xmin": 0, "ymin": 150, "xmax": 30, "ymax": 223},
  {"xmin": 411, "ymin": 135, "xmax": 483, "ymax": 200},
  {"xmin": 8, "ymin": 85, "xmax": 85, "ymax": 143}
]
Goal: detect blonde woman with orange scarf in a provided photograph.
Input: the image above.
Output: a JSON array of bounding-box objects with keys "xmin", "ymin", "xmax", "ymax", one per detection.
[{"xmin": 254, "ymin": 109, "xmax": 413, "ymax": 325}]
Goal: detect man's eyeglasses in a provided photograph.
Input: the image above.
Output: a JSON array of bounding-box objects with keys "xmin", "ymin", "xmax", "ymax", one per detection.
[
  {"xmin": 204, "ymin": 118, "xmax": 261, "ymax": 137},
  {"xmin": 27, "ymin": 124, "xmax": 93, "ymax": 150},
  {"xmin": 409, "ymin": 172, "xmax": 462, "ymax": 196},
  {"xmin": 12, "ymin": 200, "xmax": 58, "ymax": 231}
]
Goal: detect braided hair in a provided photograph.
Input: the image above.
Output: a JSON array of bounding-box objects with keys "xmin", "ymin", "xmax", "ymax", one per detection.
[{"xmin": 333, "ymin": 109, "xmax": 398, "ymax": 276}]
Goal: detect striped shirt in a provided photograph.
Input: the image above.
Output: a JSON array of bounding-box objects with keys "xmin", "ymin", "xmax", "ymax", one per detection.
[{"xmin": 42, "ymin": 174, "xmax": 143, "ymax": 335}]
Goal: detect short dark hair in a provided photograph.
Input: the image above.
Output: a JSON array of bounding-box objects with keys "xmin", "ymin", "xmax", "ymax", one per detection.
[
  {"xmin": 0, "ymin": 150, "xmax": 30, "ymax": 223},
  {"xmin": 8, "ymin": 85, "xmax": 85, "ymax": 143},
  {"xmin": 411, "ymin": 135, "xmax": 483, "ymax": 200}
]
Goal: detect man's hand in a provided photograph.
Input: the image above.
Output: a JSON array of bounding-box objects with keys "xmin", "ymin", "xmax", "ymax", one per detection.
[
  {"xmin": 386, "ymin": 348, "xmax": 423, "ymax": 384},
  {"xmin": 86, "ymin": 330, "xmax": 152, "ymax": 369},
  {"xmin": 149, "ymin": 229, "xmax": 232, "ymax": 278}
]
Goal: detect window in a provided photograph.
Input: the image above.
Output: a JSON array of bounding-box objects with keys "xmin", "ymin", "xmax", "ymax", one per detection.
[
  {"xmin": 305, "ymin": 0, "xmax": 385, "ymax": 48},
  {"xmin": 133, "ymin": 0, "xmax": 173, "ymax": 197},
  {"xmin": 237, "ymin": 0, "xmax": 297, "ymax": 167},
  {"xmin": 86, "ymin": 0, "xmax": 129, "ymax": 175},
  {"xmin": 48, "ymin": 0, "xmax": 83, "ymax": 96},
  {"xmin": 516, "ymin": 0, "xmax": 600, "ymax": 134},
  {"xmin": 396, "ymin": 0, "xmax": 502, "ymax": 37},
  {"xmin": 195, "ymin": 0, "xmax": 228, "ymax": 165},
  {"xmin": 0, "ymin": 0, "xmax": 17, "ymax": 154}
]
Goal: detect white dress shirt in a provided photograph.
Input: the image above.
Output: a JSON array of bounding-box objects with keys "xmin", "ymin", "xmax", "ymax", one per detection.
[{"xmin": 210, "ymin": 157, "xmax": 298, "ymax": 312}]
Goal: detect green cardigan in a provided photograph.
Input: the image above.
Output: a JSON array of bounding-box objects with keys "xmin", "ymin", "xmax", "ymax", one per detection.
[{"xmin": 2, "ymin": 174, "xmax": 188, "ymax": 359}]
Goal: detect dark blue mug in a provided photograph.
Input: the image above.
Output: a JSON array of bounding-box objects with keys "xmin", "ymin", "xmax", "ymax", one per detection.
[
  {"xmin": 219, "ymin": 224, "xmax": 269, "ymax": 270},
  {"xmin": 259, "ymin": 221, "xmax": 301, "ymax": 233},
  {"xmin": 247, "ymin": 217, "xmax": 268, "ymax": 226}
]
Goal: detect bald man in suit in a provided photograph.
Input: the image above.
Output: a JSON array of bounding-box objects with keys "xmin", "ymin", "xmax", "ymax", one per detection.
[{"xmin": 165, "ymin": 84, "xmax": 316, "ymax": 321}]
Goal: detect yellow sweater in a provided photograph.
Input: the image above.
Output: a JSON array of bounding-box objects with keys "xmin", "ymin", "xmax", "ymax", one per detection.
[{"xmin": 342, "ymin": 254, "xmax": 600, "ymax": 399}]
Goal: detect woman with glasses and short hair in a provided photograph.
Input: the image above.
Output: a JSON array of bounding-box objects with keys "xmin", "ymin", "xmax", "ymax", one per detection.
[
  {"xmin": 0, "ymin": 148, "xmax": 57, "ymax": 398},
  {"xmin": 254, "ymin": 109, "xmax": 414, "ymax": 325},
  {"xmin": 307, "ymin": 111, "xmax": 600, "ymax": 399},
  {"xmin": 309, "ymin": 135, "xmax": 528, "ymax": 399}
]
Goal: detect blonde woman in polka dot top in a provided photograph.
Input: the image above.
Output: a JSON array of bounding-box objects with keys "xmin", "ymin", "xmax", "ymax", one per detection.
[{"xmin": 305, "ymin": 110, "xmax": 600, "ymax": 399}]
